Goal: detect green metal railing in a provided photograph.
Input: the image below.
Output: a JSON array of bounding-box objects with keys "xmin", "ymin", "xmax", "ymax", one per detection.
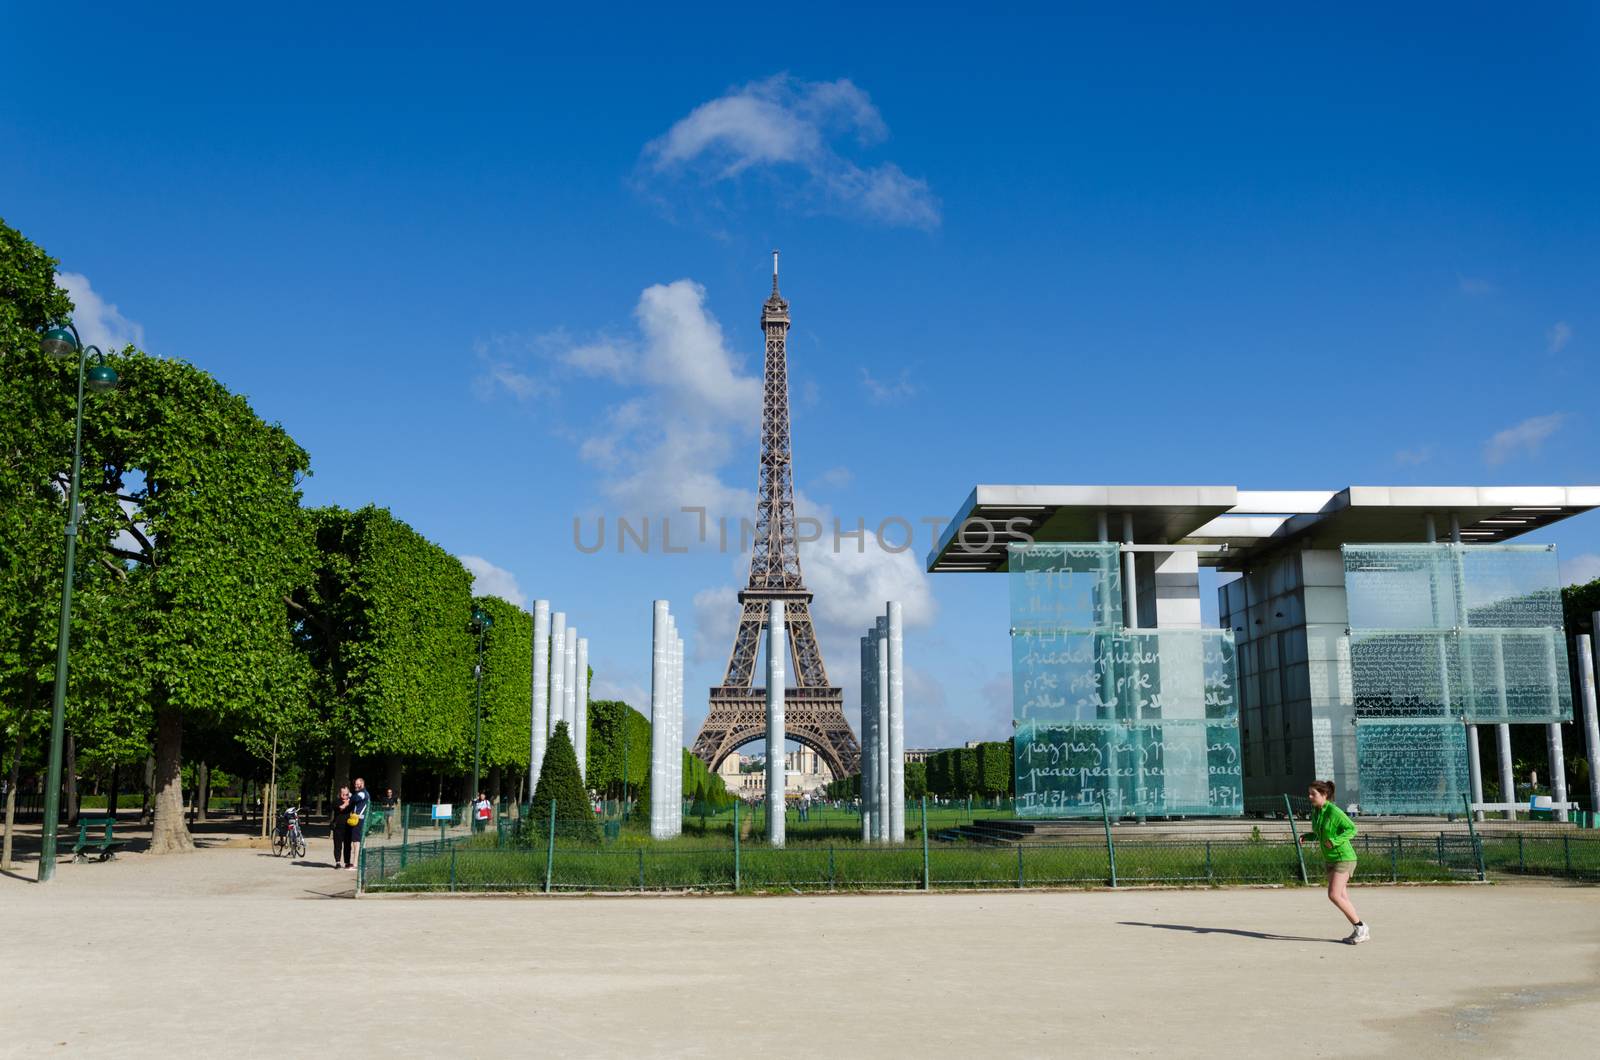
[{"xmin": 356, "ymin": 795, "xmax": 1600, "ymax": 895}]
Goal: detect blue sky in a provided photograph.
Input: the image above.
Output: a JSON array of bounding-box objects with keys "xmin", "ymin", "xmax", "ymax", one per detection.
[{"xmin": 4, "ymin": 3, "xmax": 1597, "ymax": 749}]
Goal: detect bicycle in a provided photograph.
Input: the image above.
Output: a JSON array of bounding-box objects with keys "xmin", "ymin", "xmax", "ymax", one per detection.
[{"xmin": 273, "ymin": 806, "xmax": 307, "ymax": 859}]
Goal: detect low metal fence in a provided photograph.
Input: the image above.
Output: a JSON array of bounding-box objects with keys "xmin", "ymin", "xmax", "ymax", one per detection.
[{"xmin": 358, "ymin": 797, "xmax": 1600, "ymax": 895}]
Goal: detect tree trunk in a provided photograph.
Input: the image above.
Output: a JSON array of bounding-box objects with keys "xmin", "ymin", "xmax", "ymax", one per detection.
[
  {"xmin": 196, "ymin": 761, "xmax": 210, "ymax": 823},
  {"xmin": 107, "ymin": 764, "xmax": 120, "ymax": 817},
  {"xmin": 141, "ymin": 755, "xmax": 155, "ymax": 824},
  {"xmin": 150, "ymin": 707, "xmax": 194, "ymax": 854},
  {"xmin": 64, "ymin": 731, "xmax": 78, "ymax": 824},
  {"xmin": 330, "ymin": 747, "xmax": 350, "ymax": 811},
  {"xmin": 2, "ymin": 729, "xmax": 22, "ymax": 870},
  {"xmin": 385, "ymin": 754, "xmax": 402, "ymax": 807},
  {"xmin": 489, "ymin": 765, "xmax": 502, "ymax": 805}
]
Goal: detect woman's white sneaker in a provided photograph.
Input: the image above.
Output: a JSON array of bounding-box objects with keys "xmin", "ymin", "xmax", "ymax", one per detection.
[{"xmin": 1347, "ymin": 924, "xmax": 1370, "ymax": 945}]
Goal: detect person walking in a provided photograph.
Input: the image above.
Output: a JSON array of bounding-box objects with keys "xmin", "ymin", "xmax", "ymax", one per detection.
[
  {"xmin": 1304, "ymin": 780, "xmax": 1368, "ymax": 944},
  {"xmin": 379, "ymin": 786, "xmax": 398, "ymax": 838},
  {"xmin": 331, "ymin": 786, "xmax": 354, "ymax": 869},
  {"xmin": 349, "ymin": 777, "xmax": 370, "ymax": 871},
  {"xmin": 473, "ymin": 791, "xmax": 492, "ymax": 834}
]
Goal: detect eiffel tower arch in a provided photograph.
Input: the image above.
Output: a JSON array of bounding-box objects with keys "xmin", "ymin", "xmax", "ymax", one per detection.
[{"xmin": 692, "ymin": 254, "xmax": 861, "ymax": 780}]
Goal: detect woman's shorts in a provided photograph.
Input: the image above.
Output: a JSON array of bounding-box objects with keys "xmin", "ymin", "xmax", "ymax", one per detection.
[{"xmin": 1328, "ymin": 860, "xmax": 1357, "ymax": 879}]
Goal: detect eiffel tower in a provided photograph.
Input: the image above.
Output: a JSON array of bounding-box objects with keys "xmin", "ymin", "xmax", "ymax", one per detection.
[{"xmin": 691, "ymin": 253, "xmax": 861, "ymax": 780}]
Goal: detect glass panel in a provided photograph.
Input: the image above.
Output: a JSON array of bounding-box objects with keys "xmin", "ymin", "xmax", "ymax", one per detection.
[
  {"xmin": 1007, "ymin": 542, "xmax": 1121, "ymax": 632},
  {"xmin": 1349, "ymin": 631, "xmax": 1458, "ymax": 718},
  {"xmin": 1343, "ymin": 545, "xmax": 1459, "ymax": 630},
  {"xmin": 1009, "ymin": 543, "xmax": 1242, "ymax": 818},
  {"xmin": 1013, "ymin": 719, "xmax": 1243, "ymax": 817},
  {"xmin": 1354, "ymin": 721, "xmax": 1469, "ymax": 815},
  {"xmin": 1459, "ymin": 628, "xmax": 1573, "ymax": 722},
  {"xmin": 1459, "ymin": 547, "xmax": 1563, "ymax": 629}
]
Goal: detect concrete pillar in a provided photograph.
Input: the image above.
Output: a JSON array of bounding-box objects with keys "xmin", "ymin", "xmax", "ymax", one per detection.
[
  {"xmin": 1467, "ymin": 724, "xmax": 1485, "ymax": 822},
  {"xmin": 876, "ymin": 616, "xmax": 890, "ymax": 844},
  {"xmin": 664, "ymin": 616, "xmax": 677, "ymax": 836},
  {"xmin": 529, "ymin": 600, "xmax": 550, "ymax": 799},
  {"xmin": 887, "ymin": 601, "xmax": 905, "ymax": 843},
  {"xmin": 549, "ymin": 613, "xmax": 566, "ymax": 739},
  {"xmin": 672, "ymin": 628, "xmax": 683, "ymax": 836},
  {"xmin": 860, "ymin": 633, "xmax": 873, "ymax": 842},
  {"xmin": 1581, "ymin": 632, "xmax": 1600, "ymax": 819},
  {"xmin": 575, "ymin": 637, "xmax": 589, "ymax": 784},
  {"xmin": 1496, "ymin": 722, "xmax": 1516, "ymax": 821},
  {"xmin": 1121, "ymin": 513, "xmax": 1138, "ymax": 628},
  {"xmin": 650, "ymin": 601, "xmax": 668, "ymax": 840},
  {"xmin": 767, "ymin": 601, "xmax": 786, "ymax": 847}
]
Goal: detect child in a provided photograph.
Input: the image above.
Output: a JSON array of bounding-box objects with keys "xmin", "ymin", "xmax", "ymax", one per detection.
[{"xmin": 1303, "ymin": 780, "xmax": 1369, "ymax": 944}]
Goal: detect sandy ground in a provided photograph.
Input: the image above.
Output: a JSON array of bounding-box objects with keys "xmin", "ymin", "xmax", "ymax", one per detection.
[{"xmin": 3, "ymin": 837, "xmax": 1598, "ymax": 1058}]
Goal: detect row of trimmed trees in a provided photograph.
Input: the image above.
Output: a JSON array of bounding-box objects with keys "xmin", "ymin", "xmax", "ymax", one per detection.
[
  {"xmin": 2, "ymin": 219, "xmax": 585, "ymax": 857},
  {"xmin": 822, "ymin": 741, "xmax": 1013, "ymax": 802}
]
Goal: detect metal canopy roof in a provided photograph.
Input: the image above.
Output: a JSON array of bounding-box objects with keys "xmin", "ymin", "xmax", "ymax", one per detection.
[{"xmin": 926, "ymin": 484, "xmax": 1600, "ymax": 573}]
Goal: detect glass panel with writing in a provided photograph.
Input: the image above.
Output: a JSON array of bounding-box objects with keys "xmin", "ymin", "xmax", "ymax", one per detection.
[
  {"xmin": 1355, "ymin": 720, "xmax": 1469, "ymax": 815},
  {"xmin": 1349, "ymin": 631, "xmax": 1459, "ymax": 718},
  {"xmin": 1008, "ymin": 542, "xmax": 1121, "ymax": 632},
  {"xmin": 1343, "ymin": 545, "xmax": 1458, "ymax": 631},
  {"xmin": 1460, "ymin": 628, "xmax": 1573, "ymax": 722},
  {"xmin": 1459, "ymin": 546, "xmax": 1563, "ymax": 629},
  {"xmin": 1013, "ymin": 719, "xmax": 1244, "ymax": 818}
]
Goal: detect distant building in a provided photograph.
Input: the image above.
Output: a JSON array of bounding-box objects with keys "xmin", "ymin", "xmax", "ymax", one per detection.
[{"xmin": 717, "ymin": 749, "xmax": 835, "ymax": 800}]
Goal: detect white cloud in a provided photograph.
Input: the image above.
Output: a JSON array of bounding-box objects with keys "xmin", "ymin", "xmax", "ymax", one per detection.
[
  {"xmin": 815, "ymin": 466, "xmax": 853, "ymax": 489},
  {"xmin": 1561, "ymin": 553, "xmax": 1600, "ymax": 587},
  {"xmin": 860, "ymin": 366, "xmax": 917, "ymax": 404},
  {"xmin": 1457, "ymin": 275, "xmax": 1496, "ymax": 296},
  {"xmin": 642, "ymin": 74, "xmax": 940, "ymax": 230},
  {"xmin": 1393, "ymin": 444, "xmax": 1434, "ymax": 466},
  {"xmin": 1483, "ymin": 413, "xmax": 1566, "ymax": 467},
  {"xmin": 1547, "ymin": 321, "xmax": 1573, "ymax": 354},
  {"xmin": 56, "ymin": 272, "xmax": 144, "ymax": 351},
  {"xmin": 459, "ymin": 555, "xmax": 528, "ymax": 608},
  {"xmin": 473, "ymin": 360, "xmax": 551, "ymax": 402}
]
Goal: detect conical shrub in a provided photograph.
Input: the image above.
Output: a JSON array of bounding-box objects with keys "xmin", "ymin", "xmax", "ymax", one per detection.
[{"xmin": 529, "ymin": 720, "xmax": 598, "ymax": 842}]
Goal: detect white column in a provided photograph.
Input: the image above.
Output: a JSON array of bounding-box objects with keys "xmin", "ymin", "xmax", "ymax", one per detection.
[
  {"xmin": 1496, "ymin": 723, "xmax": 1516, "ymax": 821},
  {"xmin": 887, "ymin": 601, "xmax": 905, "ymax": 843},
  {"xmin": 876, "ymin": 617, "xmax": 890, "ymax": 843},
  {"xmin": 767, "ymin": 601, "xmax": 786, "ymax": 847},
  {"xmin": 575, "ymin": 636, "xmax": 589, "ymax": 784},
  {"xmin": 671, "ymin": 626, "xmax": 683, "ymax": 836},
  {"xmin": 564, "ymin": 626, "xmax": 579, "ymax": 735},
  {"xmin": 549, "ymin": 613, "xmax": 566, "ymax": 740},
  {"xmin": 1543, "ymin": 631, "xmax": 1567, "ymax": 823},
  {"xmin": 1581, "ymin": 631, "xmax": 1600, "ymax": 818},
  {"xmin": 1467, "ymin": 724, "xmax": 1485, "ymax": 822},
  {"xmin": 650, "ymin": 601, "xmax": 668, "ymax": 839},
  {"xmin": 529, "ymin": 600, "xmax": 550, "ymax": 799},
  {"xmin": 860, "ymin": 632, "xmax": 873, "ymax": 843}
]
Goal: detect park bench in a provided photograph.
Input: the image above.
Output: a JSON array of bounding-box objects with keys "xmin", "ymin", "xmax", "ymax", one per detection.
[{"xmin": 72, "ymin": 816, "xmax": 123, "ymax": 862}]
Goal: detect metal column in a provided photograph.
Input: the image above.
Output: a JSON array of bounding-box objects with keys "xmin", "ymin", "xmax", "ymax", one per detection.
[
  {"xmin": 1580, "ymin": 632, "xmax": 1600, "ymax": 820},
  {"xmin": 529, "ymin": 600, "xmax": 550, "ymax": 799},
  {"xmin": 564, "ymin": 625, "xmax": 579, "ymax": 735},
  {"xmin": 549, "ymin": 613, "xmax": 566, "ymax": 739},
  {"xmin": 1496, "ymin": 722, "xmax": 1517, "ymax": 821},
  {"xmin": 1544, "ymin": 631, "xmax": 1568, "ymax": 822},
  {"xmin": 887, "ymin": 601, "xmax": 905, "ymax": 843},
  {"xmin": 575, "ymin": 636, "xmax": 589, "ymax": 783},
  {"xmin": 766, "ymin": 601, "xmax": 786, "ymax": 847},
  {"xmin": 860, "ymin": 633, "xmax": 874, "ymax": 842},
  {"xmin": 875, "ymin": 616, "xmax": 890, "ymax": 843},
  {"xmin": 649, "ymin": 601, "xmax": 668, "ymax": 839}
]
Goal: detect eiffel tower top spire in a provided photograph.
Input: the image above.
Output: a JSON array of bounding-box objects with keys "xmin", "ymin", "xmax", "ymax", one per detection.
[
  {"xmin": 749, "ymin": 250, "xmax": 800, "ymax": 594},
  {"xmin": 763, "ymin": 248, "xmax": 789, "ymax": 324}
]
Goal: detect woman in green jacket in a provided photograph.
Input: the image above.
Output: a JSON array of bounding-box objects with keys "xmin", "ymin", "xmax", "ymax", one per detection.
[{"xmin": 1304, "ymin": 780, "xmax": 1369, "ymax": 944}]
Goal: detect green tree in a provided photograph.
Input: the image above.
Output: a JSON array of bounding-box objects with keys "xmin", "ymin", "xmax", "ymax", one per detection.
[
  {"xmin": 530, "ymin": 720, "xmax": 598, "ymax": 841},
  {"xmin": 473, "ymin": 595, "xmax": 531, "ymax": 779},
  {"xmin": 586, "ymin": 699, "xmax": 650, "ymax": 801},
  {"xmin": 904, "ymin": 760, "xmax": 927, "ymax": 800},
  {"xmin": 975, "ymin": 741, "xmax": 1012, "ymax": 797},
  {"xmin": 80, "ymin": 348, "xmax": 314, "ymax": 853},
  {"xmin": 291, "ymin": 506, "xmax": 474, "ymax": 797}
]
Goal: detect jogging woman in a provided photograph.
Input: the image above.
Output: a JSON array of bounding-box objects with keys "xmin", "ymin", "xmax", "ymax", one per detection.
[{"xmin": 1304, "ymin": 780, "xmax": 1369, "ymax": 944}]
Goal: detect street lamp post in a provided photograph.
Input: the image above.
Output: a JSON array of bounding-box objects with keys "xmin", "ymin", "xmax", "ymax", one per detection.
[
  {"xmin": 37, "ymin": 321, "xmax": 120, "ymax": 883},
  {"xmin": 469, "ymin": 607, "xmax": 493, "ymax": 809}
]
